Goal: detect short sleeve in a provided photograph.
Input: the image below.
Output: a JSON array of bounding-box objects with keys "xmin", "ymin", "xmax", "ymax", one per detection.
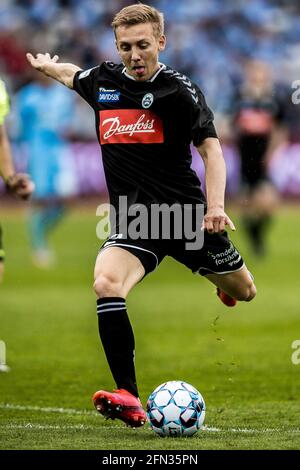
[
  {"xmin": 179, "ymin": 83, "xmax": 218, "ymax": 146},
  {"xmin": 0, "ymin": 79, "xmax": 10, "ymax": 125},
  {"xmin": 73, "ymin": 66, "xmax": 100, "ymax": 108}
]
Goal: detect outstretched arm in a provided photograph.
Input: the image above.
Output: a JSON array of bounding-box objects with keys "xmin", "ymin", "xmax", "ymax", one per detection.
[
  {"xmin": 0, "ymin": 124, "xmax": 14, "ymax": 181},
  {"xmin": 26, "ymin": 52, "xmax": 82, "ymax": 89},
  {"xmin": 196, "ymin": 137, "xmax": 235, "ymax": 234}
]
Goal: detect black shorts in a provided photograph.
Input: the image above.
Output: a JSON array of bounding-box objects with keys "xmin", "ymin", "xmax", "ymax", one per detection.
[
  {"xmin": 0, "ymin": 224, "xmax": 5, "ymax": 261},
  {"xmin": 237, "ymin": 134, "xmax": 270, "ymax": 189},
  {"xmin": 100, "ymin": 231, "xmax": 244, "ymax": 276}
]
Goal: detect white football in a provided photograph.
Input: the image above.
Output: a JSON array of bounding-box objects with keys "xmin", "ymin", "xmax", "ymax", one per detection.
[{"xmin": 146, "ymin": 381, "xmax": 206, "ymax": 437}]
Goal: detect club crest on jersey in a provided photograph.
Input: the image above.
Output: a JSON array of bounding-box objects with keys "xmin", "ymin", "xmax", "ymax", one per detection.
[
  {"xmin": 98, "ymin": 88, "xmax": 120, "ymax": 103},
  {"xmin": 142, "ymin": 93, "xmax": 154, "ymax": 109}
]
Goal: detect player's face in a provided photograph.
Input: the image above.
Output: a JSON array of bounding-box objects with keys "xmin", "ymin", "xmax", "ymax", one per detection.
[{"xmin": 115, "ymin": 22, "xmax": 166, "ymax": 81}]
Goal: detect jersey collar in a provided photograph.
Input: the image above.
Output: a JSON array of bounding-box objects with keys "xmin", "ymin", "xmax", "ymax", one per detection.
[{"xmin": 122, "ymin": 63, "xmax": 166, "ymax": 82}]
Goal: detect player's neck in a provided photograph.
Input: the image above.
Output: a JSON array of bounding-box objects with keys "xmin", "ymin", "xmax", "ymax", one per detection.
[{"xmin": 123, "ymin": 63, "xmax": 165, "ymax": 82}]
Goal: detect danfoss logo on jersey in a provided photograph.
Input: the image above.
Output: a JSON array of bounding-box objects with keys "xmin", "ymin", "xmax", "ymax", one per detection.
[{"xmin": 99, "ymin": 109, "xmax": 164, "ymax": 144}]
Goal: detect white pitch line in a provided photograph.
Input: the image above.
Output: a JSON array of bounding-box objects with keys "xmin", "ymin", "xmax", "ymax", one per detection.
[
  {"xmin": 1, "ymin": 403, "xmax": 300, "ymax": 434},
  {"xmin": 203, "ymin": 426, "xmax": 300, "ymax": 434},
  {"xmin": 1, "ymin": 423, "xmax": 300, "ymax": 434},
  {"xmin": 0, "ymin": 403, "xmax": 95, "ymax": 415},
  {"xmin": 1, "ymin": 424, "xmax": 95, "ymax": 431}
]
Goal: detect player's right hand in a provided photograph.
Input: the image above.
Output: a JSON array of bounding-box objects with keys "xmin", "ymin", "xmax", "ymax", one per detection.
[{"xmin": 26, "ymin": 52, "xmax": 59, "ymax": 71}]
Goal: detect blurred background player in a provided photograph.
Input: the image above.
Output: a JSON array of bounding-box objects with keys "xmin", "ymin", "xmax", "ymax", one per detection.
[
  {"xmin": 231, "ymin": 59, "xmax": 287, "ymax": 256},
  {"xmin": 15, "ymin": 72, "xmax": 77, "ymax": 267},
  {"xmin": 0, "ymin": 77, "xmax": 34, "ymax": 282}
]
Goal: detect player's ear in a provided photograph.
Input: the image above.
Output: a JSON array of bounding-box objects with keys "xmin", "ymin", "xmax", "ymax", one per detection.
[
  {"xmin": 114, "ymin": 28, "xmax": 120, "ymax": 51},
  {"xmin": 158, "ymin": 35, "xmax": 166, "ymax": 52}
]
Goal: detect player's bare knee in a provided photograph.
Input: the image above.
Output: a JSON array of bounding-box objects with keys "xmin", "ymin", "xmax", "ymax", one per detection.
[
  {"xmin": 245, "ymin": 283, "xmax": 257, "ymax": 302},
  {"xmin": 93, "ymin": 273, "xmax": 123, "ymax": 298},
  {"xmin": 236, "ymin": 282, "xmax": 256, "ymax": 302}
]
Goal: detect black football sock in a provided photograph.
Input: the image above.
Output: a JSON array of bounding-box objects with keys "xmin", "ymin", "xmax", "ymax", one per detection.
[
  {"xmin": 243, "ymin": 215, "xmax": 270, "ymax": 256},
  {"xmin": 246, "ymin": 217, "xmax": 262, "ymax": 252},
  {"xmin": 97, "ymin": 297, "xmax": 139, "ymax": 398}
]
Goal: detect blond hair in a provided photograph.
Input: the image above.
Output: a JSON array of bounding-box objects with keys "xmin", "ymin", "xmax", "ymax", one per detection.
[{"xmin": 112, "ymin": 3, "xmax": 164, "ymax": 38}]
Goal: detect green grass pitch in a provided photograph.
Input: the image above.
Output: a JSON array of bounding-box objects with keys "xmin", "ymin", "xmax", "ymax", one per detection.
[{"xmin": 0, "ymin": 205, "xmax": 300, "ymax": 450}]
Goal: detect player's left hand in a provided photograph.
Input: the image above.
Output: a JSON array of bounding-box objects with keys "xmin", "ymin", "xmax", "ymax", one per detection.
[
  {"xmin": 201, "ymin": 207, "xmax": 236, "ymax": 234},
  {"xmin": 6, "ymin": 173, "xmax": 35, "ymax": 200}
]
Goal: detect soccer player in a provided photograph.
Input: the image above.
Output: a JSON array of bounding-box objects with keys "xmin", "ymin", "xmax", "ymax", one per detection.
[
  {"xmin": 232, "ymin": 60, "xmax": 286, "ymax": 256},
  {"xmin": 0, "ymin": 78, "xmax": 34, "ymax": 283},
  {"xmin": 26, "ymin": 3, "xmax": 256, "ymax": 428}
]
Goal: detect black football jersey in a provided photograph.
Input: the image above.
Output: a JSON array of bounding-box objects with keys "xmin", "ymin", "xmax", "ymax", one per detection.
[
  {"xmin": 73, "ymin": 62, "xmax": 217, "ymax": 209},
  {"xmin": 232, "ymin": 86, "xmax": 286, "ymax": 137}
]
